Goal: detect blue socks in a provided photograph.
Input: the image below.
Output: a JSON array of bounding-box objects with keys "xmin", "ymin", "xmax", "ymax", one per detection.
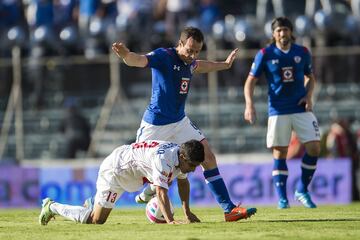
[
  {"xmin": 203, "ymin": 168, "xmax": 235, "ymax": 213},
  {"xmin": 272, "ymin": 158, "xmax": 288, "ymax": 200},
  {"xmin": 297, "ymin": 153, "xmax": 318, "ymax": 193}
]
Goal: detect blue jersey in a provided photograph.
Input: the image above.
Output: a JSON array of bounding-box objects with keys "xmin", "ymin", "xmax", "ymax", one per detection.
[
  {"xmin": 250, "ymin": 43, "xmax": 313, "ymax": 116},
  {"xmin": 143, "ymin": 48, "xmax": 198, "ymax": 125}
]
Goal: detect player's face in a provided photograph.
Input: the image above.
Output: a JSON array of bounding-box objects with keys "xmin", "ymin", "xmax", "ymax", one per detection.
[
  {"xmin": 273, "ymin": 26, "xmax": 291, "ymax": 48},
  {"xmin": 179, "ymin": 155, "xmax": 200, "ymax": 173},
  {"xmin": 177, "ymin": 37, "xmax": 203, "ymax": 64}
]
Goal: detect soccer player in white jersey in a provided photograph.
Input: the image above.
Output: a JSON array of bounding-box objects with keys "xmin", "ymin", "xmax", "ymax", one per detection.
[
  {"xmin": 111, "ymin": 26, "xmax": 256, "ymax": 222},
  {"xmin": 39, "ymin": 140, "xmax": 204, "ymax": 225},
  {"xmin": 244, "ymin": 17, "xmax": 321, "ymax": 209}
]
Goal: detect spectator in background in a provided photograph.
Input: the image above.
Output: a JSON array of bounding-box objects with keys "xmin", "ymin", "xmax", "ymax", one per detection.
[
  {"xmin": 326, "ymin": 118, "xmax": 359, "ymax": 200},
  {"xmin": 59, "ymin": 99, "xmax": 91, "ymax": 159}
]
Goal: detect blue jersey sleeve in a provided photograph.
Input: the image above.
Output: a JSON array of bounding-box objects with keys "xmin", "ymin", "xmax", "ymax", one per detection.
[
  {"xmin": 145, "ymin": 48, "xmax": 168, "ymax": 69},
  {"xmin": 303, "ymin": 47, "xmax": 313, "ymax": 75},
  {"xmin": 250, "ymin": 49, "xmax": 266, "ymax": 77}
]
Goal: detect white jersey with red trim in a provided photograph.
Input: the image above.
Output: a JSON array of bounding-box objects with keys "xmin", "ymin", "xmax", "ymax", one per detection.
[{"xmin": 107, "ymin": 140, "xmax": 186, "ymax": 192}]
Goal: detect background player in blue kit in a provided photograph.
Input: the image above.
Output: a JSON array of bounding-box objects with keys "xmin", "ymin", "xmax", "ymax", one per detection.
[
  {"xmin": 111, "ymin": 26, "xmax": 256, "ymax": 222},
  {"xmin": 244, "ymin": 17, "xmax": 321, "ymax": 209}
]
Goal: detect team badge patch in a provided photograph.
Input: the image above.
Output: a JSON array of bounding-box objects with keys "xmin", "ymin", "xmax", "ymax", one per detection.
[
  {"xmin": 180, "ymin": 78, "xmax": 190, "ymax": 94},
  {"xmin": 294, "ymin": 56, "xmax": 301, "ymax": 63},
  {"xmin": 281, "ymin": 67, "xmax": 294, "ymax": 82}
]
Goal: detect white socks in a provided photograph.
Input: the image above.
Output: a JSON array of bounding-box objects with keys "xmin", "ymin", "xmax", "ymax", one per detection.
[
  {"xmin": 144, "ymin": 184, "xmax": 156, "ymax": 195},
  {"xmin": 50, "ymin": 202, "xmax": 92, "ymax": 224}
]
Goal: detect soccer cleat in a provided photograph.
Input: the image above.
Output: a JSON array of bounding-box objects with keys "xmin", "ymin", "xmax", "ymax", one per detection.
[
  {"xmin": 135, "ymin": 192, "xmax": 154, "ymax": 204},
  {"xmin": 224, "ymin": 204, "xmax": 257, "ymax": 222},
  {"xmin": 294, "ymin": 191, "xmax": 317, "ymax": 208},
  {"xmin": 83, "ymin": 197, "xmax": 94, "ymax": 210},
  {"xmin": 39, "ymin": 198, "xmax": 55, "ymax": 225},
  {"xmin": 278, "ymin": 198, "xmax": 290, "ymax": 209}
]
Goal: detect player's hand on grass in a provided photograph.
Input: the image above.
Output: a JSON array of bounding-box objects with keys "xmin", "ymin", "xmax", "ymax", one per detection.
[
  {"xmin": 168, "ymin": 220, "xmax": 186, "ymax": 224},
  {"xmin": 185, "ymin": 211, "xmax": 201, "ymax": 223}
]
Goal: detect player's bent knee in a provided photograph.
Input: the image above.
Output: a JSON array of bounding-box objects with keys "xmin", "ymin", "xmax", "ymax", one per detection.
[{"xmin": 305, "ymin": 141, "xmax": 321, "ymax": 156}]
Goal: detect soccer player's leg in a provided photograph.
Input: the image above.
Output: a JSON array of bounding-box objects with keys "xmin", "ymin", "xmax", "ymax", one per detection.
[
  {"xmin": 267, "ymin": 114, "xmax": 292, "ymax": 209},
  {"xmin": 135, "ymin": 184, "xmax": 156, "ymax": 204},
  {"xmin": 293, "ymin": 112, "xmax": 321, "ymax": 208},
  {"xmin": 39, "ymin": 198, "xmax": 56, "ymax": 225},
  {"xmin": 201, "ymin": 140, "xmax": 257, "ymax": 222},
  {"xmin": 294, "ymin": 141, "xmax": 320, "ymax": 208},
  {"xmin": 272, "ymin": 147, "xmax": 290, "ymax": 209}
]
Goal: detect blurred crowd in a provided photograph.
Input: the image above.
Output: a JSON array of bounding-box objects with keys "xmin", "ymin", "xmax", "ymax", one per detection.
[{"xmin": 1, "ymin": 0, "xmax": 360, "ymax": 59}]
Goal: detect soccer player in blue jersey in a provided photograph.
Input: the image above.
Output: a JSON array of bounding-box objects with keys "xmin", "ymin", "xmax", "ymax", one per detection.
[
  {"xmin": 244, "ymin": 17, "xmax": 321, "ymax": 209},
  {"xmin": 111, "ymin": 26, "xmax": 257, "ymax": 222}
]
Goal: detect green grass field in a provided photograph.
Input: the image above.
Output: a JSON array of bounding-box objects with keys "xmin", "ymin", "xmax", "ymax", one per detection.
[{"xmin": 1, "ymin": 204, "xmax": 360, "ymax": 240}]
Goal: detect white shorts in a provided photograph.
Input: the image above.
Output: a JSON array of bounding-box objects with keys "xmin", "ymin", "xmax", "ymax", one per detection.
[
  {"xmin": 136, "ymin": 116, "xmax": 205, "ymax": 144},
  {"xmin": 266, "ymin": 112, "xmax": 320, "ymax": 148},
  {"xmin": 94, "ymin": 153, "xmax": 125, "ymax": 209}
]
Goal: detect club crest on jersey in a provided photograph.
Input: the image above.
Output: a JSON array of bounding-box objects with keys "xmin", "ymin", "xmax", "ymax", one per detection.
[
  {"xmin": 294, "ymin": 56, "xmax": 301, "ymax": 63},
  {"xmin": 173, "ymin": 65, "xmax": 180, "ymax": 71},
  {"xmin": 272, "ymin": 59, "xmax": 279, "ymax": 64},
  {"xmin": 281, "ymin": 67, "xmax": 294, "ymax": 82},
  {"xmin": 180, "ymin": 78, "xmax": 190, "ymax": 94}
]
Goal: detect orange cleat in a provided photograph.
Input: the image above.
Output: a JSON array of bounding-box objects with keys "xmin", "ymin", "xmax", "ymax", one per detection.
[{"xmin": 224, "ymin": 205, "xmax": 257, "ymax": 222}]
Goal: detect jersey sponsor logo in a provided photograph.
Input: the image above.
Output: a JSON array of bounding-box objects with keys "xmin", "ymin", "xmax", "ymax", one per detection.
[
  {"xmin": 173, "ymin": 65, "xmax": 180, "ymax": 71},
  {"xmin": 179, "ymin": 78, "xmax": 190, "ymax": 94},
  {"xmin": 294, "ymin": 56, "xmax": 301, "ymax": 63},
  {"xmin": 281, "ymin": 67, "xmax": 294, "ymax": 82}
]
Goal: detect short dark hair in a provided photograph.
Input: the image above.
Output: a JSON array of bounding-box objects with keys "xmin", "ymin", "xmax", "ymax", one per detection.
[
  {"xmin": 179, "ymin": 27, "xmax": 204, "ymax": 44},
  {"xmin": 180, "ymin": 140, "xmax": 205, "ymax": 164}
]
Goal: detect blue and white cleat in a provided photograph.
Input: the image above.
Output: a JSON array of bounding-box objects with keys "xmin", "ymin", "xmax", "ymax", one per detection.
[
  {"xmin": 39, "ymin": 198, "xmax": 55, "ymax": 225},
  {"xmin": 278, "ymin": 198, "xmax": 290, "ymax": 209},
  {"xmin": 294, "ymin": 191, "xmax": 317, "ymax": 208},
  {"xmin": 83, "ymin": 197, "xmax": 94, "ymax": 210}
]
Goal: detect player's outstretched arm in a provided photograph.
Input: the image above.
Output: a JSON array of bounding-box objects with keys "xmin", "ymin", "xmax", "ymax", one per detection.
[
  {"xmin": 111, "ymin": 42, "xmax": 148, "ymax": 68},
  {"xmin": 177, "ymin": 178, "xmax": 201, "ymax": 223},
  {"xmin": 155, "ymin": 186, "xmax": 183, "ymax": 224},
  {"xmin": 244, "ymin": 74, "xmax": 258, "ymax": 124},
  {"xmin": 194, "ymin": 48, "xmax": 239, "ymax": 73}
]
